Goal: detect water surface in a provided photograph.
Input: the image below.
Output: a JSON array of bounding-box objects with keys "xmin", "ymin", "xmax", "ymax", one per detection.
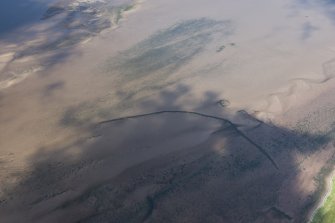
[{"xmin": 0, "ymin": 0, "xmax": 55, "ymax": 37}]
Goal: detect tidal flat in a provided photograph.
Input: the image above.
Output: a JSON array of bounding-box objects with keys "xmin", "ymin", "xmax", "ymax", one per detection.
[{"xmin": 1, "ymin": 0, "xmax": 335, "ymax": 222}]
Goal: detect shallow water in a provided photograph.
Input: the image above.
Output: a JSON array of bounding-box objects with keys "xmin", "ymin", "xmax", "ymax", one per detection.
[{"xmin": 0, "ymin": 0, "xmax": 55, "ymax": 36}]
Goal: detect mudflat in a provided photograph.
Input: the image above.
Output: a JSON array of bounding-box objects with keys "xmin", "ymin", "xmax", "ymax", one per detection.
[{"xmin": 1, "ymin": 0, "xmax": 335, "ymax": 222}]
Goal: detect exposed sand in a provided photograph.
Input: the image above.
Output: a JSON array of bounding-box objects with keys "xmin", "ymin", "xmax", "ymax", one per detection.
[{"xmin": 1, "ymin": 0, "xmax": 335, "ymax": 222}]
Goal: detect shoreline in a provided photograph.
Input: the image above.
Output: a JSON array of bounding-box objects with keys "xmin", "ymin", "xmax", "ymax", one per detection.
[{"xmin": 308, "ymin": 168, "xmax": 335, "ymax": 223}]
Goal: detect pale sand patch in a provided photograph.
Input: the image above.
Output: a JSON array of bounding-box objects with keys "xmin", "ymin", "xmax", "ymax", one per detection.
[
  {"xmin": 0, "ymin": 67, "xmax": 43, "ymax": 90},
  {"xmin": 0, "ymin": 52, "xmax": 14, "ymax": 72}
]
